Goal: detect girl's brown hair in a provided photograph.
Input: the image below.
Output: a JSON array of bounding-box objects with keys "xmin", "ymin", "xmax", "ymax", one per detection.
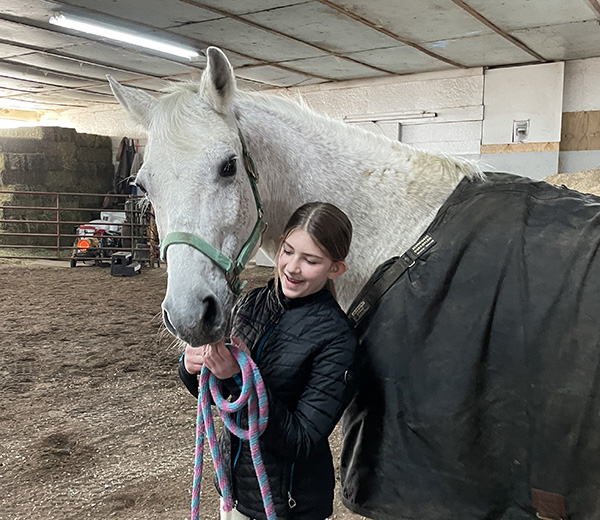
[{"xmin": 274, "ymin": 202, "xmax": 352, "ymax": 298}]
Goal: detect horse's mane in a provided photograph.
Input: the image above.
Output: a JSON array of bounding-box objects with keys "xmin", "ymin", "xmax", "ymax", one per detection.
[{"xmin": 236, "ymin": 91, "xmax": 483, "ymax": 182}]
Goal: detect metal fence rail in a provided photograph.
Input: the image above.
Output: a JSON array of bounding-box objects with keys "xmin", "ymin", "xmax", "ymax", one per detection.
[{"xmin": 0, "ymin": 190, "xmax": 158, "ymax": 265}]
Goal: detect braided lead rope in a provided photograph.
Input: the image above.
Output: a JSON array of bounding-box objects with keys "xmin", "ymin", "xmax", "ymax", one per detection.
[{"xmin": 191, "ymin": 347, "xmax": 276, "ymax": 520}]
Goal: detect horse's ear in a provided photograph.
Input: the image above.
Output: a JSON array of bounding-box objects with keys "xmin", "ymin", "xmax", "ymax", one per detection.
[
  {"xmin": 200, "ymin": 47, "xmax": 236, "ymax": 113},
  {"xmin": 107, "ymin": 75, "xmax": 155, "ymax": 129}
]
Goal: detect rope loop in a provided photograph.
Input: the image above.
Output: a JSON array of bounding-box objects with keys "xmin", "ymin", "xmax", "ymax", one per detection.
[{"xmin": 191, "ymin": 346, "xmax": 276, "ymax": 520}]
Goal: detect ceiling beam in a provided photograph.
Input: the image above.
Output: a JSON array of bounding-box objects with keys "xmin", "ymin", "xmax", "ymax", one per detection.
[
  {"xmin": 0, "ymin": 38, "xmax": 227, "ymax": 90},
  {"xmin": 0, "ymin": 72, "xmax": 114, "ymax": 101},
  {"xmin": 0, "ymin": 40, "xmax": 172, "ymax": 96},
  {"xmin": 451, "ymin": 0, "xmax": 547, "ymax": 63},
  {"xmin": 0, "ymin": 88, "xmax": 87, "ymax": 108},
  {"xmin": 0, "ymin": 58, "xmax": 134, "ymax": 91},
  {"xmin": 313, "ymin": 0, "xmax": 467, "ymax": 69},
  {"xmin": 585, "ymin": 0, "xmax": 600, "ymax": 17},
  {"xmin": 0, "ymin": 10, "xmax": 287, "ymax": 94}
]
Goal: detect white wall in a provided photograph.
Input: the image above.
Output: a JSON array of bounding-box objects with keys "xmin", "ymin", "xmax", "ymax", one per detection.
[
  {"xmin": 283, "ymin": 67, "xmax": 484, "ymax": 160},
  {"xmin": 479, "ymin": 152, "xmax": 559, "ymax": 180},
  {"xmin": 478, "ymin": 62, "xmax": 565, "ymax": 180},
  {"xmin": 282, "ymin": 62, "xmax": 566, "ymax": 179},
  {"xmin": 62, "ymin": 103, "xmax": 144, "ymax": 140},
  {"xmin": 563, "ymin": 57, "xmax": 600, "ymax": 112}
]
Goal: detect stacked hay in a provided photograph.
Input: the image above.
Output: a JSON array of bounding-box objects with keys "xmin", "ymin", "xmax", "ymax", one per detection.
[
  {"xmin": 544, "ymin": 166, "xmax": 600, "ymax": 197},
  {"xmin": 0, "ymin": 127, "xmax": 114, "ymax": 251}
]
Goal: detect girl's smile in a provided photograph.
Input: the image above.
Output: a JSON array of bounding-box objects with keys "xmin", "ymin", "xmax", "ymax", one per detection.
[{"xmin": 278, "ymin": 229, "xmax": 347, "ymax": 299}]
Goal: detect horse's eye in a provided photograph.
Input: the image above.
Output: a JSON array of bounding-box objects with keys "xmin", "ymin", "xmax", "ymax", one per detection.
[{"xmin": 220, "ymin": 157, "xmax": 237, "ymax": 178}]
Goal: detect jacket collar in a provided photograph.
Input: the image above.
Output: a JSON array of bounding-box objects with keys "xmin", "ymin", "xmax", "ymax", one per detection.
[{"xmin": 267, "ymin": 278, "xmax": 331, "ymax": 310}]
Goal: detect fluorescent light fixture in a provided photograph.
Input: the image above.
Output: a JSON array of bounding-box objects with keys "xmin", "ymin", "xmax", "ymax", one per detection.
[
  {"xmin": 49, "ymin": 13, "xmax": 199, "ymax": 59},
  {"xmin": 344, "ymin": 111, "xmax": 437, "ymax": 124}
]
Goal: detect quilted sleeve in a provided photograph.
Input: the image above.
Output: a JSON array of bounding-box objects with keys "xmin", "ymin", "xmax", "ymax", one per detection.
[{"xmin": 261, "ymin": 328, "xmax": 358, "ymax": 458}]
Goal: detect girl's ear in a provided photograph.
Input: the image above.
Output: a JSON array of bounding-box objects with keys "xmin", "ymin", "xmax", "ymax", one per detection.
[{"xmin": 328, "ymin": 260, "xmax": 348, "ymax": 280}]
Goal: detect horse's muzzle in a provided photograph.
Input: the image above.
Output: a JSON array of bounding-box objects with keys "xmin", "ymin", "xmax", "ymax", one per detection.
[{"xmin": 161, "ymin": 292, "xmax": 227, "ymax": 346}]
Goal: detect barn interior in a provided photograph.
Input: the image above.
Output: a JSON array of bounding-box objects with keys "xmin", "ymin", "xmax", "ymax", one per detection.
[{"xmin": 2, "ymin": 3, "xmax": 600, "ymax": 520}]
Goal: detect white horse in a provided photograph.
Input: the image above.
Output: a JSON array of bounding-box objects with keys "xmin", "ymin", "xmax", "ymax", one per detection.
[
  {"xmin": 109, "ymin": 47, "xmax": 600, "ymax": 520},
  {"xmin": 108, "ymin": 47, "xmax": 481, "ymax": 345}
]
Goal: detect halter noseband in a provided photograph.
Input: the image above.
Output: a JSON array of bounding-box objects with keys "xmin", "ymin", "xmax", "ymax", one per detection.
[{"xmin": 159, "ymin": 130, "xmax": 267, "ymax": 296}]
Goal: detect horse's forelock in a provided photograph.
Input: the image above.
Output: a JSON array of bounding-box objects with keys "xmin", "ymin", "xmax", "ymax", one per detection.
[{"xmin": 149, "ymin": 83, "xmax": 234, "ymax": 150}]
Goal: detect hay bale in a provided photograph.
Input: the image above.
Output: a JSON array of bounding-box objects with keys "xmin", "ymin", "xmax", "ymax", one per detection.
[
  {"xmin": 0, "ymin": 127, "xmax": 116, "ymax": 253},
  {"xmin": 544, "ymin": 167, "xmax": 600, "ymax": 196}
]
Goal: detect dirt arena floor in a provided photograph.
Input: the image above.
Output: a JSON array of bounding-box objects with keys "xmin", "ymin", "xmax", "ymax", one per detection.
[{"xmin": 0, "ymin": 261, "xmax": 366, "ymax": 520}]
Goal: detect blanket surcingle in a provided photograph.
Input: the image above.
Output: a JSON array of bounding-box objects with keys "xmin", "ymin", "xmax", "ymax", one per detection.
[{"xmin": 341, "ymin": 172, "xmax": 600, "ymax": 520}]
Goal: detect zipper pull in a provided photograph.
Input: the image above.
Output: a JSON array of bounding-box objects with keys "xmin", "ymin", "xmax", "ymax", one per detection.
[{"xmin": 288, "ymin": 492, "xmax": 297, "ymax": 509}]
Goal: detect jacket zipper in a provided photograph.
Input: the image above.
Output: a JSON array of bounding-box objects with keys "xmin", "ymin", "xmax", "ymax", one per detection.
[
  {"xmin": 254, "ymin": 320, "xmax": 277, "ymax": 361},
  {"xmin": 287, "ymin": 462, "xmax": 297, "ymax": 509}
]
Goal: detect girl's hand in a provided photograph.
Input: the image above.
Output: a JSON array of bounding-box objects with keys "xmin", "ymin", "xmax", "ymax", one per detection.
[
  {"xmin": 230, "ymin": 335, "xmax": 250, "ymax": 355},
  {"xmin": 203, "ymin": 338, "xmax": 242, "ymax": 380},
  {"xmin": 183, "ymin": 344, "xmax": 209, "ymax": 375}
]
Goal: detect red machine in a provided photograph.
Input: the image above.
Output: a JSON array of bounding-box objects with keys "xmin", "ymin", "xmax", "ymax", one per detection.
[{"xmin": 70, "ymin": 212, "xmax": 125, "ymax": 267}]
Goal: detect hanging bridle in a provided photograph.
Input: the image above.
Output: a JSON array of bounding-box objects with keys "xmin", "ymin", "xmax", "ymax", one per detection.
[{"xmin": 159, "ymin": 131, "xmax": 267, "ymax": 296}]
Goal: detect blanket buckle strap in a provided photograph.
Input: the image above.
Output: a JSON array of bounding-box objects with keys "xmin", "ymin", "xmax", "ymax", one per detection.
[{"xmin": 347, "ymin": 233, "xmax": 436, "ymax": 327}]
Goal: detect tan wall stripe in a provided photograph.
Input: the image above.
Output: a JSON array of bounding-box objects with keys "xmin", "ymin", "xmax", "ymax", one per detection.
[
  {"xmin": 561, "ymin": 111, "xmax": 600, "ymax": 151},
  {"xmin": 480, "ymin": 142, "xmax": 559, "ymax": 154}
]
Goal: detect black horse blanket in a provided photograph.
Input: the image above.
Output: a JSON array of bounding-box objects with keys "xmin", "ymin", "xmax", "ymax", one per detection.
[{"xmin": 341, "ymin": 172, "xmax": 600, "ymax": 520}]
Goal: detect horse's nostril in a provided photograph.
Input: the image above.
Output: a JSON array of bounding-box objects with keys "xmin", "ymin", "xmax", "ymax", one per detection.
[
  {"xmin": 162, "ymin": 294, "xmax": 221, "ymax": 343},
  {"xmin": 162, "ymin": 308, "xmax": 177, "ymax": 336},
  {"xmin": 202, "ymin": 295, "xmax": 218, "ymax": 328}
]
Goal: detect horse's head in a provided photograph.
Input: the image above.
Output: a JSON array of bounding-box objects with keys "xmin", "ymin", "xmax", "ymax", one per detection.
[{"xmin": 108, "ymin": 47, "xmax": 264, "ymax": 346}]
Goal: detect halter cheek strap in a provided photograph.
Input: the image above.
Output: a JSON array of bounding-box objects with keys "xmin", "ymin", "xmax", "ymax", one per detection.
[{"xmin": 160, "ymin": 130, "xmax": 267, "ymax": 296}]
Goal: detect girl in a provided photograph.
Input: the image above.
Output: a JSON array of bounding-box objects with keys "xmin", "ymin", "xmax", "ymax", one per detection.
[{"xmin": 179, "ymin": 201, "xmax": 358, "ymax": 520}]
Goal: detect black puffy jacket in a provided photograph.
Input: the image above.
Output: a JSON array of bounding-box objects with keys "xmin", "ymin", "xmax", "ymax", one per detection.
[{"xmin": 179, "ymin": 279, "xmax": 358, "ymax": 520}]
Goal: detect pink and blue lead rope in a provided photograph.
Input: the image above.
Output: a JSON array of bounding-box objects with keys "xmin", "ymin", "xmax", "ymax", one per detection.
[{"xmin": 191, "ymin": 347, "xmax": 275, "ymax": 520}]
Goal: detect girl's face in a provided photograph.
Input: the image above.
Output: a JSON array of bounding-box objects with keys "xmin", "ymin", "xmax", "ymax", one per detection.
[{"xmin": 277, "ymin": 229, "xmax": 348, "ymax": 299}]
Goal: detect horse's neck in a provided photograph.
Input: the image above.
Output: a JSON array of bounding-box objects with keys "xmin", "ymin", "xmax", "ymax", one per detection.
[{"xmin": 236, "ymin": 94, "xmax": 472, "ymax": 309}]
